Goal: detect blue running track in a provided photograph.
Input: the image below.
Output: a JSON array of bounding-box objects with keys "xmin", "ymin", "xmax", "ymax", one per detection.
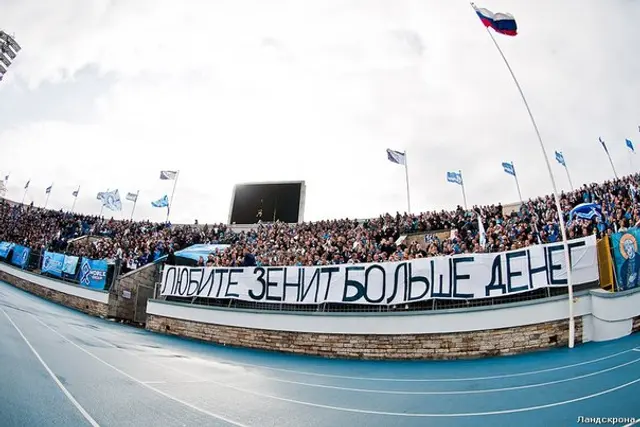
[{"xmin": 0, "ymin": 280, "xmax": 639, "ymax": 426}]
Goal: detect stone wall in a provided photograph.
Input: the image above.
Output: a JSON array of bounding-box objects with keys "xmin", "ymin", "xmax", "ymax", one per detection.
[
  {"xmin": 633, "ymin": 315, "xmax": 640, "ymax": 334},
  {"xmin": 108, "ymin": 263, "xmax": 157, "ymax": 324},
  {"xmin": 0, "ymin": 270, "xmax": 108, "ymax": 318},
  {"xmin": 146, "ymin": 313, "xmax": 583, "ymax": 360}
]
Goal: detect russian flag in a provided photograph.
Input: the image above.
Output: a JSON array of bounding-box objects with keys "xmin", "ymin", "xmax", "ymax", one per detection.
[{"xmin": 473, "ymin": 4, "xmax": 518, "ymax": 36}]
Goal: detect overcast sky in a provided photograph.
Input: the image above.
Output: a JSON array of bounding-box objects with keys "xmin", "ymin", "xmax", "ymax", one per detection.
[{"xmin": 0, "ymin": 0, "xmax": 638, "ymax": 224}]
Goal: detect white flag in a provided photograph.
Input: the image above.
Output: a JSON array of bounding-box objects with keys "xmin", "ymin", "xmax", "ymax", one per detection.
[
  {"xmin": 160, "ymin": 170, "xmax": 177, "ymax": 180},
  {"xmin": 126, "ymin": 192, "xmax": 138, "ymax": 202},
  {"xmin": 99, "ymin": 189, "xmax": 122, "ymax": 211},
  {"xmin": 478, "ymin": 214, "xmax": 487, "ymax": 249}
]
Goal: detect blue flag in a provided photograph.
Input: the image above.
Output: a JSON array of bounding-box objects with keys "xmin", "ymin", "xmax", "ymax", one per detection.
[
  {"xmin": 569, "ymin": 203, "xmax": 602, "ymax": 223},
  {"xmin": 152, "ymin": 195, "xmax": 169, "ymax": 208},
  {"xmin": 626, "ymin": 139, "xmax": 635, "ymax": 153},
  {"xmin": 446, "ymin": 171, "xmax": 463, "ymax": 185},
  {"xmin": 502, "ymin": 161, "xmax": 515, "ymax": 176},
  {"xmin": 555, "ymin": 151, "xmax": 566, "ymax": 167}
]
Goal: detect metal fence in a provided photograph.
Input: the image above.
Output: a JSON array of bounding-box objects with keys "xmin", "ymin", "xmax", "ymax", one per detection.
[{"xmin": 162, "ymin": 281, "xmax": 598, "ymax": 313}]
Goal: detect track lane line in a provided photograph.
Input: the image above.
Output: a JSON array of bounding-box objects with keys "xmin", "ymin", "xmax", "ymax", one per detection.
[
  {"xmin": 1, "ymin": 308, "xmax": 101, "ymax": 427},
  {"xmin": 23, "ymin": 311, "xmax": 248, "ymax": 427},
  {"xmin": 4, "ymin": 281, "xmax": 640, "ymax": 383},
  {"xmin": 67, "ymin": 323, "xmax": 640, "ymax": 396},
  {"xmin": 33, "ymin": 311, "xmax": 640, "ymax": 418}
]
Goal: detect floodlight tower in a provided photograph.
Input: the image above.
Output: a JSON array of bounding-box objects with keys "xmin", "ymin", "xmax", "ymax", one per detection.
[{"xmin": 0, "ymin": 31, "xmax": 21, "ymax": 82}]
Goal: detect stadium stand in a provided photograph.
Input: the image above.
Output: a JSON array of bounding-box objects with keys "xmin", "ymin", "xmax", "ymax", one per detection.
[{"xmin": 0, "ymin": 173, "xmax": 636, "ymax": 275}]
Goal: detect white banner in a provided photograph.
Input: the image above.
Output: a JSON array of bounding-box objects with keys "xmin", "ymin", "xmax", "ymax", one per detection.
[{"xmin": 160, "ymin": 235, "xmax": 599, "ymax": 305}]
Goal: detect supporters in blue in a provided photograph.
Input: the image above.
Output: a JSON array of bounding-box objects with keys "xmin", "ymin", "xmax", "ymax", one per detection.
[{"xmin": 0, "ymin": 173, "xmax": 637, "ymax": 269}]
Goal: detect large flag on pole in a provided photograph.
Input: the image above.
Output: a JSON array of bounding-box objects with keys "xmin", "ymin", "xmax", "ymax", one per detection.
[
  {"xmin": 98, "ymin": 190, "xmax": 122, "ymax": 211},
  {"xmin": 386, "ymin": 149, "xmax": 406, "ymax": 165},
  {"xmin": 626, "ymin": 139, "xmax": 635, "ymax": 153},
  {"xmin": 472, "ymin": 4, "xmax": 518, "ymax": 36},
  {"xmin": 72, "ymin": 187, "xmax": 80, "ymax": 197},
  {"xmin": 599, "ymin": 137, "xmax": 609, "ymax": 155},
  {"xmin": 446, "ymin": 171, "xmax": 463, "ymax": 185},
  {"xmin": 160, "ymin": 170, "xmax": 178, "ymax": 180},
  {"xmin": 555, "ymin": 151, "xmax": 566, "ymax": 167},
  {"xmin": 502, "ymin": 161, "xmax": 516, "ymax": 176},
  {"xmin": 151, "ymin": 195, "xmax": 169, "ymax": 208},
  {"xmin": 126, "ymin": 192, "xmax": 138, "ymax": 202},
  {"xmin": 45, "ymin": 185, "xmax": 52, "ymax": 194}
]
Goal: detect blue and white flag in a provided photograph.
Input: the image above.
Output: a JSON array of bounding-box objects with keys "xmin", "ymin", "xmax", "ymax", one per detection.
[
  {"xmin": 45, "ymin": 185, "xmax": 52, "ymax": 194},
  {"xmin": 626, "ymin": 139, "xmax": 635, "ymax": 153},
  {"xmin": 386, "ymin": 149, "xmax": 406, "ymax": 165},
  {"xmin": 79, "ymin": 258, "xmax": 108, "ymax": 290},
  {"xmin": 447, "ymin": 171, "xmax": 463, "ymax": 185},
  {"xmin": 502, "ymin": 161, "xmax": 515, "ymax": 176},
  {"xmin": 152, "ymin": 195, "xmax": 169, "ymax": 208},
  {"xmin": 126, "ymin": 192, "xmax": 138, "ymax": 202},
  {"xmin": 99, "ymin": 189, "xmax": 122, "ymax": 211},
  {"xmin": 569, "ymin": 203, "xmax": 602, "ymax": 222},
  {"xmin": 160, "ymin": 170, "xmax": 178, "ymax": 180},
  {"xmin": 24, "ymin": 180, "xmax": 30, "ymax": 189},
  {"xmin": 72, "ymin": 187, "xmax": 79, "ymax": 197},
  {"xmin": 555, "ymin": 151, "xmax": 566, "ymax": 167}
]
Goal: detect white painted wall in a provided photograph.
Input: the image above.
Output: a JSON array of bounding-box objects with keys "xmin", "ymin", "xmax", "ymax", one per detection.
[
  {"xmin": 147, "ymin": 288, "xmax": 640, "ymax": 340},
  {"xmin": 0, "ymin": 262, "xmax": 109, "ymax": 304},
  {"xmin": 588, "ymin": 288, "xmax": 640, "ymax": 342}
]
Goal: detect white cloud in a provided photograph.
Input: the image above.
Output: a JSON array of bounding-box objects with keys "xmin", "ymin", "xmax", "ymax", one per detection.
[{"xmin": 0, "ymin": 0, "xmax": 639, "ymax": 224}]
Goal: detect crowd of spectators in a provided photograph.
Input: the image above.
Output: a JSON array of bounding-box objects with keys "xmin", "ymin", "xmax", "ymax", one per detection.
[{"xmin": 1, "ymin": 173, "xmax": 639, "ymax": 271}]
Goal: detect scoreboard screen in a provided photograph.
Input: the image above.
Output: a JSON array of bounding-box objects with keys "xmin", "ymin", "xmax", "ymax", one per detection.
[{"xmin": 228, "ymin": 181, "xmax": 306, "ymax": 225}]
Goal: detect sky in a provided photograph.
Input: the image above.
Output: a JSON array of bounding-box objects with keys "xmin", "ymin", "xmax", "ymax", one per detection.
[{"xmin": 0, "ymin": 0, "xmax": 639, "ymax": 224}]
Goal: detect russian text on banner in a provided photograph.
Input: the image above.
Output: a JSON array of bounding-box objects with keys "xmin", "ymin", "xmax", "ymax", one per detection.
[{"xmin": 160, "ymin": 235, "xmax": 599, "ymax": 306}]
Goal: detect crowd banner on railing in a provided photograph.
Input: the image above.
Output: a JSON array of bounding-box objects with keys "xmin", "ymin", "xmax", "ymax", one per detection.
[
  {"xmin": 62, "ymin": 255, "xmax": 80, "ymax": 276},
  {"xmin": 610, "ymin": 228, "xmax": 640, "ymax": 292},
  {"xmin": 160, "ymin": 235, "xmax": 599, "ymax": 305},
  {"xmin": 42, "ymin": 251, "xmax": 65, "ymax": 277},
  {"xmin": 10, "ymin": 245, "xmax": 30, "ymax": 269},
  {"xmin": 79, "ymin": 258, "xmax": 108, "ymax": 290},
  {"xmin": 0, "ymin": 242, "xmax": 14, "ymax": 259}
]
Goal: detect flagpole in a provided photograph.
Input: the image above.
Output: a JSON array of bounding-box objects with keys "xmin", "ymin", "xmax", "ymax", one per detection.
[
  {"xmin": 459, "ymin": 169, "xmax": 468, "ymax": 210},
  {"xmin": 44, "ymin": 184, "xmax": 52, "ymax": 209},
  {"xmin": 100, "ymin": 188, "xmax": 109, "ymax": 217},
  {"xmin": 512, "ymin": 161, "xmax": 524, "ymax": 204},
  {"xmin": 167, "ymin": 171, "xmax": 180, "ymax": 222},
  {"xmin": 71, "ymin": 186, "xmax": 80, "ymax": 213},
  {"xmin": 130, "ymin": 190, "xmax": 139, "ymax": 220},
  {"xmin": 602, "ymin": 140, "xmax": 618, "ymax": 179},
  {"xmin": 564, "ymin": 163, "xmax": 574, "ymax": 192},
  {"xmin": 474, "ymin": 6, "xmax": 576, "ymax": 348},
  {"xmin": 404, "ymin": 151, "xmax": 411, "ymax": 213},
  {"xmin": 21, "ymin": 185, "xmax": 28, "ymax": 205}
]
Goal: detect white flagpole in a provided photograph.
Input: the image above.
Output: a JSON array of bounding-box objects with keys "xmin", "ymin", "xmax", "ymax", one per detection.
[
  {"xmin": 71, "ymin": 186, "xmax": 80, "ymax": 213},
  {"xmin": 459, "ymin": 170, "xmax": 468, "ymax": 210},
  {"xmin": 99, "ymin": 188, "xmax": 109, "ymax": 217},
  {"xmin": 130, "ymin": 190, "xmax": 139, "ymax": 220},
  {"xmin": 472, "ymin": 3, "xmax": 576, "ymax": 348},
  {"xmin": 512, "ymin": 161, "xmax": 524, "ymax": 204},
  {"xmin": 404, "ymin": 151, "xmax": 411, "ymax": 213},
  {"xmin": 44, "ymin": 184, "xmax": 53, "ymax": 209},
  {"xmin": 167, "ymin": 171, "xmax": 180, "ymax": 222},
  {"xmin": 21, "ymin": 183, "xmax": 28, "ymax": 205},
  {"xmin": 564, "ymin": 161, "xmax": 574, "ymax": 192}
]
